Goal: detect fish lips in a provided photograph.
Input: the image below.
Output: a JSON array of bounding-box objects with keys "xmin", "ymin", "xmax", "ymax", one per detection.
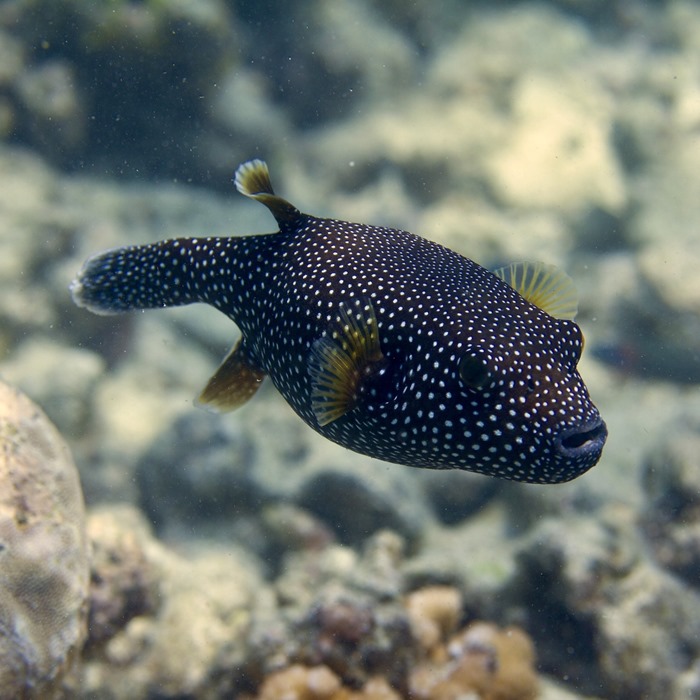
[{"xmin": 555, "ymin": 416, "xmax": 608, "ymax": 465}]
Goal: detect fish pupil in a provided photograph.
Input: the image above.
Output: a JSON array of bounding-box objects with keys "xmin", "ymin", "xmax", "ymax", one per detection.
[{"xmin": 458, "ymin": 354, "xmax": 493, "ymax": 390}]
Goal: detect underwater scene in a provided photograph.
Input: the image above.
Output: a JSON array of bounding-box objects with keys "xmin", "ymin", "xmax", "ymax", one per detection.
[{"xmin": 1, "ymin": 0, "xmax": 699, "ymax": 698}]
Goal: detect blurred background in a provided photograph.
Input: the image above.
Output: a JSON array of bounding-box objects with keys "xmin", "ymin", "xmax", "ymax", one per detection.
[{"xmin": 1, "ymin": 0, "xmax": 699, "ymax": 698}]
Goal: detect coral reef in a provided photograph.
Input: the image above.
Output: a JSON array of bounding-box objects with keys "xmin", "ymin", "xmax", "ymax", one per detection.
[
  {"xmin": 242, "ymin": 585, "xmax": 537, "ymax": 700},
  {"xmin": 409, "ymin": 622, "xmax": 538, "ymax": 700},
  {"xmin": 2, "ymin": 1, "xmax": 700, "ymax": 698},
  {"xmin": 79, "ymin": 504, "xmax": 264, "ymax": 698},
  {"xmin": 135, "ymin": 407, "xmax": 433, "ymax": 549},
  {"xmin": 516, "ymin": 506, "xmax": 700, "ymax": 698},
  {"xmin": 74, "ymin": 511, "xmax": 545, "ymax": 699},
  {"xmin": 249, "ymin": 664, "xmax": 401, "ymax": 700},
  {"xmin": 641, "ymin": 420, "xmax": 700, "ymax": 584},
  {"xmin": 405, "ymin": 585, "xmax": 462, "ymax": 652},
  {"xmin": 0, "ymin": 380, "xmax": 89, "ymax": 697},
  {"xmin": 84, "ymin": 506, "xmax": 160, "ymax": 651}
]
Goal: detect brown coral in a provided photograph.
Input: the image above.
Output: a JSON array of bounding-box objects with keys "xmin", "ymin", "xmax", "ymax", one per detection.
[
  {"xmin": 248, "ymin": 585, "xmax": 538, "ymax": 700},
  {"xmin": 405, "ymin": 585, "xmax": 463, "ymax": 652},
  {"xmin": 255, "ymin": 664, "xmax": 342, "ymax": 700},
  {"xmin": 249, "ymin": 664, "xmax": 401, "ymax": 700},
  {"xmin": 410, "ymin": 621, "xmax": 538, "ymax": 700}
]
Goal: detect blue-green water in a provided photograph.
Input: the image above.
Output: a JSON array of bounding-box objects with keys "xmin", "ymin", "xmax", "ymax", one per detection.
[{"xmin": 1, "ymin": 1, "xmax": 699, "ymax": 697}]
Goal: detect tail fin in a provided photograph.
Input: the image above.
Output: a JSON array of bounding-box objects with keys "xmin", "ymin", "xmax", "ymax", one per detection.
[{"xmin": 71, "ymin": 238, "xmax": 227, "ymax": 315}]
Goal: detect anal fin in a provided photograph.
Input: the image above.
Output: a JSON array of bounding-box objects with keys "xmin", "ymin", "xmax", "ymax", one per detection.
[{"xmin": 197, "ymin": 339, "xmax": 266, "ymax": 413}]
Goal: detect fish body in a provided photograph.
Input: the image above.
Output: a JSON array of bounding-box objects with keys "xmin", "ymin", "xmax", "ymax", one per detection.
[{"xmin": 72, "ymin": 160, "xmax": 607, "ymax": 483}]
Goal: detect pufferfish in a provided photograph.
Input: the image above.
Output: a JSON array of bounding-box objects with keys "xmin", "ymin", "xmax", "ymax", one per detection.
[{"xmin": 71, "ymin": 159, "xmax": 607, "ymax": 484}]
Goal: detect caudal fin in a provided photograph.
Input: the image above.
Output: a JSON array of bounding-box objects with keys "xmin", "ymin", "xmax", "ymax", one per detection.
[{"xmin": 71, "ymin": 238, "xmax": 228, "ymax": 315}]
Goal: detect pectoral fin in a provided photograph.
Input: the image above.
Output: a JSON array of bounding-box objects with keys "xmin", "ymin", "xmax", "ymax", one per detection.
[
  {"xmin": 197, "ymin": 339, "xmax": 266, "ymax": 412},
  {"xmin": 309, "ymin": 298, "xmax": 384, "ymax": 427}
]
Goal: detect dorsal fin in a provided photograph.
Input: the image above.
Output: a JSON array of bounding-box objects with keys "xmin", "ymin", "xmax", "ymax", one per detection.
[
  {"xmin": 493, "ymin": 261, "xmax": 578, "ymax": 320},
  {"xmin": 234, "ymin": 159, "xmax": 301, "ymax": 228}
]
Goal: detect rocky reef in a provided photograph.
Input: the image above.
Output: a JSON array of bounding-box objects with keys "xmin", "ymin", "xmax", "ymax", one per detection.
[
  {"xmin": 78, "ymin": 509, "xmax": 549, "ymax": 699},
  {"xmin": 1, "ymin": 0, "xmax": 700, "ymax": 698},
  {"xmin": 0, "ymin": 380, "xmax": 89, "ymax": 698}
]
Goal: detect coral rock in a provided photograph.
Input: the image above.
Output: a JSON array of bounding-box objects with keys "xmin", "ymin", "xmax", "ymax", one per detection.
[
  {"xmin": 410, "ymin": 622, "xmax": 538, "ymax": 700},
  {"xmin": 405, "ymin": 585, "xmax": 463, "ymax": 652},
  {"xmin": 250, "ymin": 665, "xmax": 403, "ymax": 700},
  {"xmin": 85, "ymin": 506, "xmax": 161, "ymax": 650},
  {"xmin": 255, "ymin": 664, "xmax": 342, "ymax": 700},
  {"xmin": 0, "ymin": 380, "xmax": 89, "ymax": 696}
]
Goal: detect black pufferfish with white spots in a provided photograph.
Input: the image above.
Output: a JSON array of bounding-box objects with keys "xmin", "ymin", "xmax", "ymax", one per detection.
[{"xmin": 71, "ymin": 159, "xmax": 607, "ymax": 484}]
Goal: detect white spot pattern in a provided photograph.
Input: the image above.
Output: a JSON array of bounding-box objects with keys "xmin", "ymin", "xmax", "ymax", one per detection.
[{"xmin": 72, "ymin": 209, "xmax": 606, "ymax": 483}]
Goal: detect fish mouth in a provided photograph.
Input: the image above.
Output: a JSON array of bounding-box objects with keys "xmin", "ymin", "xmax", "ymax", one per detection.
[{"xmin": 556, "ymin": 417, "xmax": 608, "ymax": 459}]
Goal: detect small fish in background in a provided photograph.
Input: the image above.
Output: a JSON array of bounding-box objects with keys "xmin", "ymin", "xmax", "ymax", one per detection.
[
  {"xmin": 592, "ymin": 307, "xmax": 700, "ymax": 385},
  {"xmin": 71, "ymin": 160, "xmax": 607, "ymax": 484}
]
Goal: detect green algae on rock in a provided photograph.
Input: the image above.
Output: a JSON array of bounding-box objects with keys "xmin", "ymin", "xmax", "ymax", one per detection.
[{"xmin": 0, "ymin": 380, "xmax": 89, "ymax": 697}]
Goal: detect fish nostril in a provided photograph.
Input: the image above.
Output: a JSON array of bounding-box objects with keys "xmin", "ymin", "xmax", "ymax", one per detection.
[{"xmin": 558, "ymin": 419, "xmax": 608, "ymax": 454}]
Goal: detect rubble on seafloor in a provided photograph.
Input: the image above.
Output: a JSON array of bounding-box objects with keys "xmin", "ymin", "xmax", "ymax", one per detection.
[
  {"xmin": 81, "ymin": 503, "xmax": 544, "ymax": 700},
  {"xmin": 2, "ymin": 0, "xmax": 700, "ymax": 698},
  {"xmin": 247, "ymin": 616, "xmax": 538, "ymax": 700},
  {"xmin": 22, "ymin": 418, "xmax": 700, "ymax": 700}
]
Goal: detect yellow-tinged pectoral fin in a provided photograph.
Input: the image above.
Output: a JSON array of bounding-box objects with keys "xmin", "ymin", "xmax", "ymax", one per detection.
[
  {"xmin": 309, "ymin": 298, "xmax": 384, "ymax": 427},
  {"xmin": 197, "ymin": 339, "xmax": 266, "ymax": 413},
  {"xmin": 493, "ymin": 261, "xmax": 578, "ymax": 320}
]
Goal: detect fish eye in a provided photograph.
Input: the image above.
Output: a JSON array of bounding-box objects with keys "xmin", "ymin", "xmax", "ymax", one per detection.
[{"xmin": 458, "ymin": 354, "xmax": 493, "ymax": 390}]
